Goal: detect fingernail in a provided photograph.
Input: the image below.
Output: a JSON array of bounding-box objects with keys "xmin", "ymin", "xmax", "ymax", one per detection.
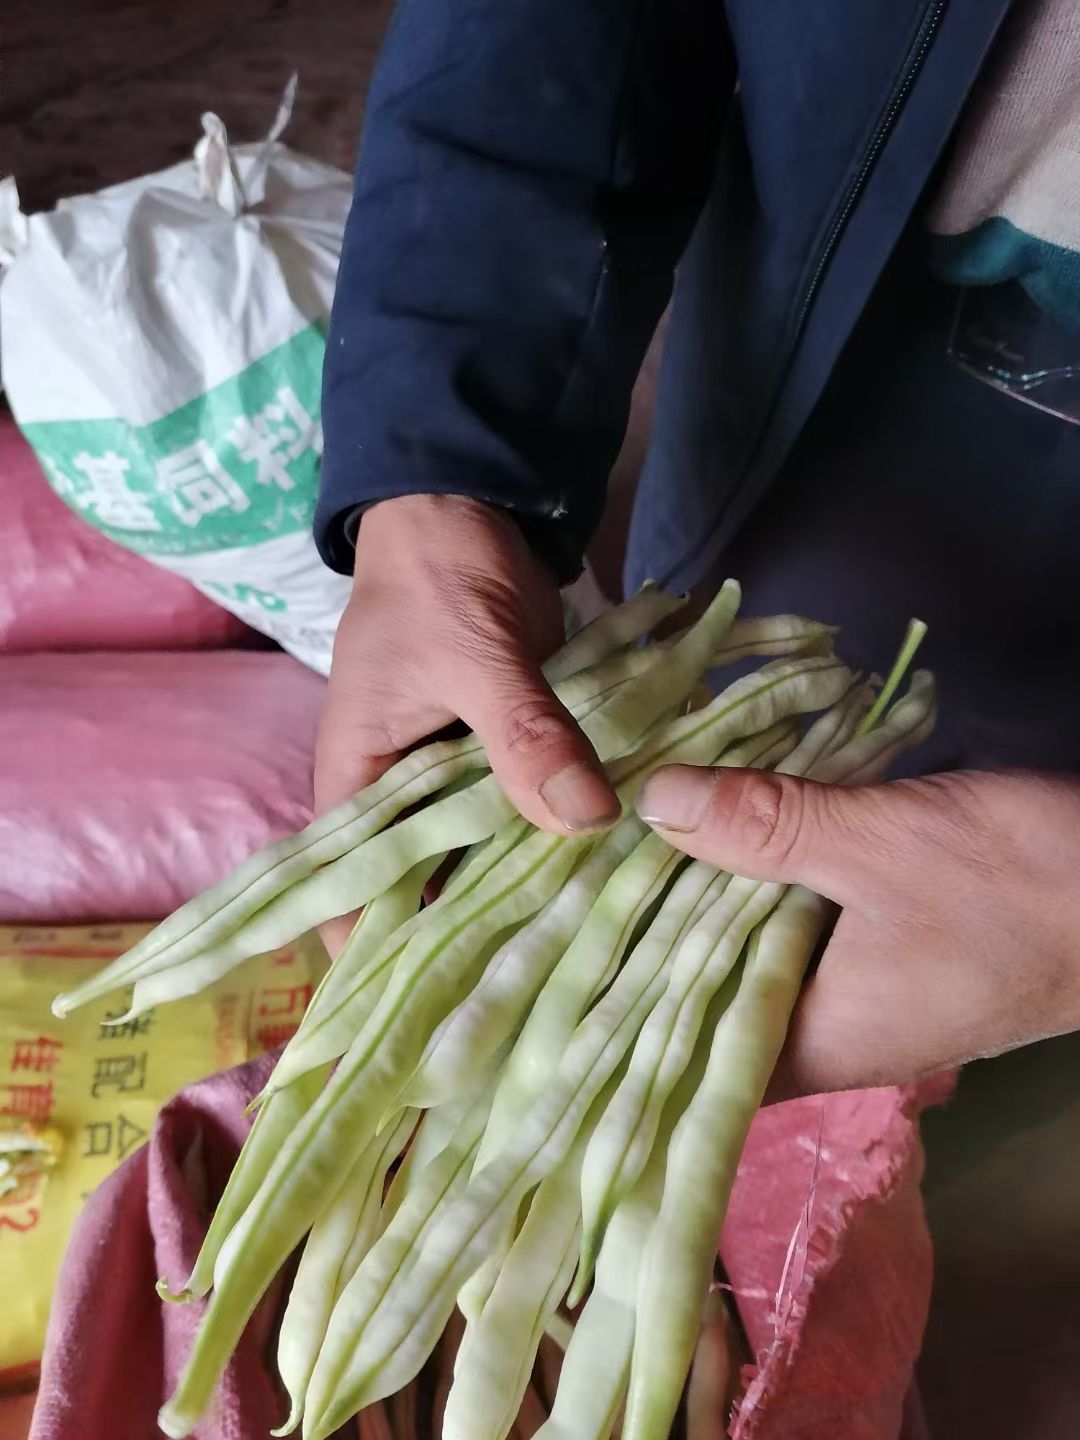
[
  {"xmin": 540, "ymin": 763, "xmax": 622, "ymax": 833},
  {"xmin": 636, "ymin": 766, "xmax": 714, "ymax": 833}
]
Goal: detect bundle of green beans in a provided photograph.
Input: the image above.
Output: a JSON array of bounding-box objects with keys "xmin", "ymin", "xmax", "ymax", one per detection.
[{"xmin": 52, "ymin": 582, "xmax": 935, "ymax": 1440}]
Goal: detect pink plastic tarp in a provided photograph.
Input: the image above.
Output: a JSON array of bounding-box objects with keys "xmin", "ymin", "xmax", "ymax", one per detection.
[
  {"xmin": 724, "ymin": 1078, "xmax": 953, "ymax": 1439},
  {"xmin": 1, "ymin": 411, "xmax": 252, "ymax": 655},
  {"xmin": 29, "ymin": 1053, "xmax": 944, "ymax": 1440},
  {"xmin": 0, "ymin": 651, "xmax": 324, "ymax": 924}
]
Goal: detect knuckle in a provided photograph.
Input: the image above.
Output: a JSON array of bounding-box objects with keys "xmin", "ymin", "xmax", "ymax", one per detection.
[
  {"xmin": 499, "ymin": 696, "xmax": 573, "ymax": 761},
  {"xmin": 317, "ymin": 717, "xmax": 397, "ymax": 773},
  {"xmin": 356, "ymin": 715, "xmax": 411, "ymax": 756},
  {"xmin": 730, "ymin": 773, "xmax": 807, "ymax": 868}
]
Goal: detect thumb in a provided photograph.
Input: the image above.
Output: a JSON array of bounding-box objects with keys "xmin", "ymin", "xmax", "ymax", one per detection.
[
  {"xmin": 451, "ymin": 652, "xmax": 620, "ymax": 835},
  {"xmin": 635, "ymin": 765, "xmax": 893, "ymax": 905}
]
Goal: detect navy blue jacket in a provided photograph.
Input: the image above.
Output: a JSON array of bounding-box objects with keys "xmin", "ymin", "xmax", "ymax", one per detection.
[{"xmin": 316, "ymin": 0, "xmax": 1013, "ymax": 594}]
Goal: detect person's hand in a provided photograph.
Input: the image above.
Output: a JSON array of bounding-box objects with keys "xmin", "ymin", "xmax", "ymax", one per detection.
[
  {"xmin": 635, "ymin": 767, "xmax": 1080, "ymax": 1094},
  {"xmin": 315, "ymin": 494, "xmax": 618, "ymax": 952}
]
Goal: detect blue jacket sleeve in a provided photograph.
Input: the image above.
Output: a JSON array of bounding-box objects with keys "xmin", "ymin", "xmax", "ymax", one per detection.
[{"xmin": 316, "ymin": 0, "xmax": 733, "ymax": 581}]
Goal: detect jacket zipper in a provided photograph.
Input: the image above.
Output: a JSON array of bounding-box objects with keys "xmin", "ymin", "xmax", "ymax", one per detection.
[
  {"xmin": 665, "ymin": 0, "xmax": 950, "ymax": 592},
  {"xmin": 722, "ymin": 0, "xmax": 948, "ymax": 515},
  {"xmin": 789, "ymin": 0, "xmax": 948, "ymax": 340}
]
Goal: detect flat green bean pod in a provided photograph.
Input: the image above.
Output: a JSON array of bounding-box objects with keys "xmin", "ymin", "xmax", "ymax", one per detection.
[
  {"xmin": 618, "ymin": 676, "xmax": 937, "ymax": 1440},
  {"xmin": 53, "ymin": 593, "xmax": 682, "ymax": 1019},
  {"xmin": 442, "ymin": 1150, "xmax": 584, "ymax": 1440},
  {"xmin": 296, "ymin": 862, "xmax": 730, "ymax": 1432},
  {"xmin": 576, "ymin": 870, "xmax": 785, "ymax": 1288},
  {"xmin": 259, "ymin": 820, "xmax": 532, "ymax": 1098},
  {"xmin": 253, "ymin": 654, "xmax": 841, "ymax": 1104},
  {"xmin": 113, "ymin": 584, "xmax": 743, "ymax": 1027},
  {"xmin": 59, "ymin": 592, "xmax": 834, "ymax": 1025},
  {"xmin": 299, "ymin": 1093, "xmax": 495, "ymax": 1438},
  {"xmin": 622, "ymin": 888, "xmax": 828, "ymax": 1440},
  {"xmin": 705, "ymin": 612, "xmax": 838, "ymax": 668},
  {"xmin": 125, "ymin": 606, "xmax": 938, "ymax": 1440},
  {"xmin": 274, "ymin": 1109, "xmax": 416, "ymax": 1436},
  {"xmin": 301, "ymin": 1072, "xmax": 623, "ymax": 1440},
  {"xmin": 537, "ymin": 981, "xmax": 736, "ymax": 1440},
  {"xmin": 402, "ymin": 817, "xmax": 646, "ymax": 1110},
  {"xmin": 543, "ymin": 583, "xmax": 686, "ymax": 682},
  {"xmin": 153, "ymin": 1064, "xmax": 326, "ymax": 1304},
  {"xmin": 477, "ymin": 671, "xmax": 846, "ymax": 1165},
  {"xmin": 455, "ymin": 1213, "xmax": 515, "ymax": 1327},
  {"xmin": 222, "ymin": 585, "xmax": 743, "ymax": 975},
  {"xmin": 158, "ymin": 829, "xmax": 587, "ymax": 1436},
  {"xmin": 576, "ymin": 677, "xmax": 930, "ymax": 1282},
  {"xmin": 301, "ymin": 861, "xmax": 439, "ymax": 1025},
  {"xmin": 613, "ymin": 655, "xmax": 851, "ymax": 788},
  {"xmin": 121, "ymin": 857, "xmax": 440, "ymax": 1024}
]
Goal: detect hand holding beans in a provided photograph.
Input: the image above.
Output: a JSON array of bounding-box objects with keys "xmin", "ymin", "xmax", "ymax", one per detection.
[{"xmin": 638, "ymin": 766, "xmax": 1080, "ymax": 1092}]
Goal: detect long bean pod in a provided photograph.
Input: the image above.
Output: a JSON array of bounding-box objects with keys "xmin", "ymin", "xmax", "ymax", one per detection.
[
  {"xmin": 813, "ymin": 668, "xmax": 937, "ymax": 783},
  {"xmin": 164, "ymin": 1063, "xmax": 328, "ymax": 1304},
  {"xmin": 543, "ymin": 583, "xmax": 686, "ymax": 682},
  {"xmin": 503, "ymin": 717, "xmax": 795, "ymax": 1101},
  {"xmin": 604, "ymin": 654, "xmax": 850, "ymax": 798},
  {"xmin": 442, "ymin": 1152, "xmax": 584, "ymax": 1440},
  {"xmin": 572, "ymin": 689, "xmax": 865, "ymax": 1270},
  {"xmin": 259, "ymin": 820, "xmax": 532, "ymax": 1097},
  {"xmin": 302, "ymin": 1070, "xmax": 623, "ymax": 1440},
  {"xmin": 615, "ymin": 675, "xmax": 937, "ymax": 1440},
  {"xmin": 402, "ymin": 817, "xmax": 646, "ymax": 1109},
  {"xmin": 254, "ymin": 656, "xmax": 842, "ymax": 1107},
  {"xmin": 575, "ymin": 869, "xmax": 784, "ymax": 1289},
  {"xmin": 575, "ymin": 676, "xmax": 931, "ymax": 1282},
  {"xmin": 621, "ymin": 888, "xmax": 828, "ymax": 1440},
  {"xmin": 379, "ymin": 1096, "xmax": 483, "ymax": 1232},
  {"xmin": 456, "ymin": 1213, "xmax": 515, "ymax": 1327},
  {"xmin": 53, "ymin": 593, "xmax": 688, "ymax": 1020},
  {"xmin": 535, "ymin": 981, "xmax": 737, "ymax": 1440},
  {"xmin": 303, "ymin": 861, "xmax": 731, "ymax": 1424},
  {"xmin": 157, "ymin": 827, "xmax": 590, "ymax": 1435},
  {"xmin": 477, "ymin": 661, "xmax": 850, "ymax": 1164},
  {"xmin": 274, "ymin": 1110, "xmax": 416, "ymax": 1436},
  {"xmin": 298, "ymin": 1095, "xmax": 495, "ymax": 1437},
  {"xmin": 121, "ymin": 857, "xmax": 441, "ymax": 1023},
  {"xmin": 707, "ymin": 613, "xmax": 837, "ymax": 668},
  {"xmin": 214, "ymin": 586, "xmax": 743, "ymax": 974},
  {"xmin": 63, "ymin": 593, "xmax": 836, "ymax": 1028},
  {"xmin": 117, "ymin": 604, "xmax": 935, "ymax": 1440},
  {"xmin": 103, "ymin": 585, "xmax": 743, "ymax": 1026},
  {"xmin": 302, "ymin": 862, "xmax": 438, "ymax": 1025}
]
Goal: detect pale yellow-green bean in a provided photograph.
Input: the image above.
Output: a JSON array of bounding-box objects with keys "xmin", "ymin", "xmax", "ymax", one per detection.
[
  {"xmin": 537, "ymin": 980, "xmax": 737, "ymax": 1439},
  {"xmin": 297, "ymin": 861, "xmax": 729, "ymax": 1435},
  {"xmin": 622, "ymin": 888, "xmax": 827, "ymax": 1440},
  {"xmin": 160, "ymin": 1063, "xmax": 328, "ymax": 1304},
  {"xmin": 258, "ymin": 820, "xmax": 532, "ymax": 1099},
  {"xmin": 442, "ymin": 1152, "xmax": 584, "ymax": 1440},
  {"xmin": 53, "ymin": 592, "xmax": 686, "ymax": 1021},
  {"xmin": 273, "ymin": 1109, "xmax": 416, "ymax": 1436},
  {"xmin": 402, "ymin": 817, "xmax": 646, "ymax": 1110},
  {"xmin": 544, "ymin": 583, "xmax": 686, "ymax": 682},
  {"xmin": 158, "ymin": 827, "xmax": 586, "ymax": 1437},
  {"xmin": 576, "ymin": 675, "xmax": 928, "ymax": 1285},
  {"xmin": 300, "ymin": 1094, "xmax": 495, "ymax": 1438}
]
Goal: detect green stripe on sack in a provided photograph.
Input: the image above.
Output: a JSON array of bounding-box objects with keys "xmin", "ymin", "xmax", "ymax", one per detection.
[
  {"xmin": 20, "ymin": 323, "xmax": 327, "ymax": 558},
  {"xmin": 928, "ymin": 217, "xmax": 1080, "ymax": 335}
]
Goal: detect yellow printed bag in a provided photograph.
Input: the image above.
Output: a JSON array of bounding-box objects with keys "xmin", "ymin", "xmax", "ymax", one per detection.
[{"xmin": 0, "ymin": 923, "xmax": 327, "ymax": 1383}]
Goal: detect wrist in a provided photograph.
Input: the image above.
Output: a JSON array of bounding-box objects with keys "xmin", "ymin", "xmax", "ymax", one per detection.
[{"xmin": 353, "ymin": 493, "xmax": 572, "ymax": 590}]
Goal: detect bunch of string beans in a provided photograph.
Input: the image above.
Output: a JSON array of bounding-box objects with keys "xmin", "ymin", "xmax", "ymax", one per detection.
[{"xmin": 52, "ymin": 580, "xmax": 934, "ymax": 1440}]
